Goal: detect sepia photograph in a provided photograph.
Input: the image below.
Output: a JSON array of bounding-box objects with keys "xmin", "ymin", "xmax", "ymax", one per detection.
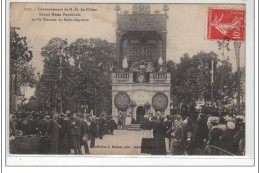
[{"xmin": 8, "ymin": 2, "xmax": 248, "ymax": 157}]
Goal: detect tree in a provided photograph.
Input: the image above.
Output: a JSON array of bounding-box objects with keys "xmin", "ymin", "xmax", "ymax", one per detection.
[
  {"xmin": 10, "ymin": 27, "xmax": 37, "ymax": 111},
  {"xmin": 168, "ymin": 51, "xmax": 235, "ymax": 114},
  {"xmin": 68, "ymin": 38, "xmax": 116, "ymax": 115},
  {"xmin": 36, "ymin": 38, "xmax": 73, "ymax": 113},
  {"xmin": 30, "ymin": 37, "xmax": 116, "ymax": 114}
]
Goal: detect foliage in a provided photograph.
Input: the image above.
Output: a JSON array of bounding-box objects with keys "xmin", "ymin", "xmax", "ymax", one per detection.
[
  {"xmin": 10, "ymin": 27, "xmax": 37, "ymax": 111},
  {"xmin": 34, "ymin": 38, "xmax": 73, "ymax": 112},
  {"xmin": 167, "ymin": 51, "xmax": 236, "ymax": 113},
  {"xmin": 26, "ymin": 37, "xmax": 237, "ymax": 115},
  {"xmin": 31, "ymin": 37, "xmax": 116, "ymax": 114},
  {"xmin": 68, "ymin": 38, "xmax": 116, "ymax": 115},
  {"xmin": 10, "ymin": 27, "xmax": 37, "ymax": 90}
]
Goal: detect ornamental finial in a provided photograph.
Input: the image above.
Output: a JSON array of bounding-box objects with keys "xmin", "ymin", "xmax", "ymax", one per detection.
[
  {"xmin": 114, "ymin": 4, "xmax": 121, "ymax": 15},
  {"xmin": 163, "ymin": 4, "xmax": 169, "ymax": 14}
]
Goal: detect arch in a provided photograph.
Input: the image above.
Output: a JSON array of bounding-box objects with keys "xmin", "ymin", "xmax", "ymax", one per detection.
[{"xmin": 136, "ymin": 106, "xmax": 146, "ymax": 123}]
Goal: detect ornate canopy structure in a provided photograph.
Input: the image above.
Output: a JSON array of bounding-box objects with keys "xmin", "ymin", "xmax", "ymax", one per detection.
[
  {"xmin": 115, "ymin": 4, "xmax": 168, "ymax": 71},
  {"xmin": 112, "ymin": 4, "xmax": 171, "ymax": 125}
]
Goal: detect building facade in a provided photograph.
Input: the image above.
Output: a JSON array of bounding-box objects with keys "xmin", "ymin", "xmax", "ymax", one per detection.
[{"xmin": 112, "ymin": 4, "xmax": 171, "ymax": 125}]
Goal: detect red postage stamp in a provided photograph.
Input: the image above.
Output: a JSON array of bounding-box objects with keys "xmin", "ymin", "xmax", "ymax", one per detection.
[{"xmin": 207, "ymin": 9, "xmax": 245, "ymax": 41}]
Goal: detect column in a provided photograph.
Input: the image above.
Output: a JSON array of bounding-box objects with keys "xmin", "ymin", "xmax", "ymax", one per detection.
[
  {"xmin": 161, "ymin": 31, "xmax": 167, "ymax": 69},
  {"xmin": 116, "ymin": 32, "xmax": 121, "ymax": 69},
  {"xmin": 116, "ymin": 31, "xmax": 126, "ymax": 70}
]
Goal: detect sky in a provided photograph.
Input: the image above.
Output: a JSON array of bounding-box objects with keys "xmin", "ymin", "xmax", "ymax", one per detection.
[{"xmin": 10, "ymin": 3, "xmax": 246, "ymax": 99}]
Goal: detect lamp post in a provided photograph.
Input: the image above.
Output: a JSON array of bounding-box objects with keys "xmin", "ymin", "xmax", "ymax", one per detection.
[
  {"xmin": 114, "ymin": 4, "xmax": 121, "ymax": 15},
  {"xmin": 210, "ymin": 59, "xmax": 214, "ymax": 104},
  {"xmin": 59, "ymin": 43, "xmax": 67, "ymax": 113},
  {"xmin": 59, "ymin": 56, "xmax": 63, "ymax": 113},
  {"xmin": 234, "ymin": 41, "xmax": 242, "ymax": 114},
  {"xmin": 163, "ymin": 4, "xmax": 169, "ymax": 15}
]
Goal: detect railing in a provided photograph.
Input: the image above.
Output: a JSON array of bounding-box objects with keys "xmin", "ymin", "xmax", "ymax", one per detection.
[
  {"xmin": 150, "ymin": 72, "xmax": 171, "ymax": 84},
  {"xmin": 112, "ymin": 72, "xmax": 133, "ymax": 83},
  {"xmin": 112, "ymin": 72, "xmax": 170, "ymax": 84}
]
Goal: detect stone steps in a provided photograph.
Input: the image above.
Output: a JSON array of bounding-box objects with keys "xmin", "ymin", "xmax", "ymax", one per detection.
[{"xmin": 127, "ymin": 124, "xmax": 141, "ymax": 130}]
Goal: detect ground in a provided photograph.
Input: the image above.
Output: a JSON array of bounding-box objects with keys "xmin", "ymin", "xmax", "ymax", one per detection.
[{"xmin": 83, "ymin": 130, "xmax": 170, "ymax": 155}]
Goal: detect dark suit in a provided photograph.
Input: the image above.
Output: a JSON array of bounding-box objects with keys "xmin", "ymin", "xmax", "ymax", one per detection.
[
  {"xmin": 220, "ymin": 129, "xmax": 235, "ymax": 153},
  {"xmin": 37, "ymin": 119, "xmax": 50, "ymax": 154},
  {"xmin": 89, "ymin": 121, "xmax": 97, "ymax": 148},
  {"xmin": 98, "ymin": 118, "xmax": 106, "ymax": 139},
  {"xmin": 170, "ymin": 123, "xmax": 183, "ymax": 155},
  {"xmin": 69, "ymin": 117, "xmax": 84, "ymax": 154},
  {"xmin": 57, "ymin": 118, "xmax": 70, "ymax": 154},
  {"xmin": 46, "ymin": 119, "xmax": 60, "ymax": 154},
  {"xmin": 81, "ymin": 119, "xmax": 90, "ymax": 154},
  {"xmin": 153, "ymin": 121, "xmax": 167, "ymax": 155},
  {"xmin": 208, "ymin": 126, "xmax": 223, "ymax": 155}
]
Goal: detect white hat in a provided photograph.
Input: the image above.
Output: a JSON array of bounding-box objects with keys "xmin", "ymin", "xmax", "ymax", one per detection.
[
  {"xmin": 208, "ymin": 116, "xmax": 220, "ymax": 125},
  {"xmin": 227, "ymin": 122, "xmax": 235, "ymax": 130}
]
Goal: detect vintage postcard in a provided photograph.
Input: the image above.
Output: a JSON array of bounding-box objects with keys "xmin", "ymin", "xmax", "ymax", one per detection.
[{"xmin": 7, "ymin": 2, "xmax": 253, "ymax": 163}]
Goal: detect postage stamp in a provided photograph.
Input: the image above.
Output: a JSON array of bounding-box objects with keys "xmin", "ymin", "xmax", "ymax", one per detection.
[{"xmin": 207, "ymin": 9, "xmax": 245, "ymax": 41}]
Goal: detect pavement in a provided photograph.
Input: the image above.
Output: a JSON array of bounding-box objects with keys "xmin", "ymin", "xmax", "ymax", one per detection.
[{"xmin": 82, "ymin": 129, "xmax": 170, "ymax": 155}]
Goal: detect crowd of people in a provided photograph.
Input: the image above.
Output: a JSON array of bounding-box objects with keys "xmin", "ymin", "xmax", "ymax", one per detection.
[
  {"xmin": 9, "ymin": 111, "xmax": 117, "ymax": 154},
  {"xmin": 9, "ymin": 108, "xmax": 245, "ymax": 156},
  {"xmin": 140, "ymin": 111, "xmax": 245, "ymax": 156}
]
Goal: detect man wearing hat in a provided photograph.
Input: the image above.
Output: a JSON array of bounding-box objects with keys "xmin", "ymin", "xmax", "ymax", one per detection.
[
  {"xmin": 37, "ymin": 114, "xmax": 50, "ymax": 154},
  {"xmin": 170, "ymin": 115, "xmax": 184, "ymax": 155},
  {"xmin": 68, "ymin": 113, "xmax": 84, "ymax": 154},
  {"xmin": 165, "ymin": 115, "xmax": 173, "ymax": 152},
  {"xmin": 57, "ymin": 113, "xmax": 70, "ymax": 154},
  {"xmin": 207, "ymin": 116, "xmax": 223, "ymax": 155},
  {"xmin": 220, "ymin": 121, "xmax": 236, "ymax": 153},
  {"xmin": 191, "ymin": 113, "xmax": 209, "ymax": 154},
  {"xmin": 98, "ymin": 115, "xmax": 106, "ymax": 139},
  {"xmin": 109, "ymin": 119, "xmax": 117, "ymax": 135},
  {"xmin": 89, "ymin": 116, "xmax": 98, "ymax": 148},
  {"xmin": 46, "ymin": 113, "xmax": 61, "ymax": 154}
]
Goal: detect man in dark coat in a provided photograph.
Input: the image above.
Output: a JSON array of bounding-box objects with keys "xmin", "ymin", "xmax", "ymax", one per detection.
[
  {"xmin": 153, "ymin": 116, "xmax": 167, "ymax": 155},
  {"xmin": 165, "ymin": 115, "xmax": 173, "ymax": 152},
  {"xmin": 98, "ymin": 116, "xmax": 106, "ymax": 139},
  {"xmin": 28, "ymin": 114, "xmax": 37, "ymax": 134},
  {"xmin": 170, "ymin": 115, "xmax": 184, "ymax": 155},
  {"xmin": 68, "ymin": 113, "xmax": 84, "ymax": 154},
  {"xmin": 109, "ymin": 119, "xmax": 117, "ymax": 135},
  {"xmin": 220, "ymin": 122, "xmax": 236, "ymax": 154},
  {"xmin": 233, "ymin": 118, "xmax": 245, "ymax": 155},
  {"xmin": 46, "ymin": 114, "xmax": 61, "ymax": 154},
  {"xmin": 37, "ymin": 115, "xmax": 50, "ymax": 154},
  {"xmin": 89, "ymin": 117, "xmax": 98, "ymax": 148},
  {"xmin": 20, "ymin": 118, "xmax": 30, "ymax": 135},
  {"xmin": 207, "ymin": 117, "xmax": 223, "ymax": 155},
  {"xmin": 57, "ymin": 114, "xmax": 70, "ymax": 154},
  {"xmin": 191, "ymin": 113, "xmax": 209, "ymax": 154},
  {"xmin": 80, "ymin": 116, "xmax": 90, "ymax": 154}
]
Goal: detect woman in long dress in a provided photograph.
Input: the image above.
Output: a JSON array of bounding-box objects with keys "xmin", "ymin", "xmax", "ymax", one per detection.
[{"xmin": 140, "ymin": 115, "xmax": 153, "ymax": 154}]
